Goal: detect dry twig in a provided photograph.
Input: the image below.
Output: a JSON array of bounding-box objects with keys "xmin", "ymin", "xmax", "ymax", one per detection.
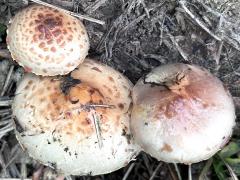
[
  {"xmin": 179, "ymin": 1, "xmax": 221, "ymax": 41},
  {"xmin": 149, "ymin": 162, "xmax": 163, "ymax": 180},
  {"xmin": 1, "ymin": 65, "xmax": 14, "ymax": 96},
  {"xmin": 30, "ymin": 0, "xmax": 105, "ymax": 25},
  {"xmin": 122, "ymin": 162, "xmax": 136, "ymax": 180},
  {"xmin": 173, "ymin": 163, "xmax": 182, "ymax": 180}
]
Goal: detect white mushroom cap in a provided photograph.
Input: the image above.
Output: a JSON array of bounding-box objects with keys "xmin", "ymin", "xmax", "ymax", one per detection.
[
  {"xmin": 131, "ymin": 63, "xmax": 236, "ymax": 164},
  {"xmin": 12, "ymin": 59, "xmax": 139, "ymax": 175},
  {"xmin": 7, "ymin": 5, "xmax": 89, "ymax": 76}
]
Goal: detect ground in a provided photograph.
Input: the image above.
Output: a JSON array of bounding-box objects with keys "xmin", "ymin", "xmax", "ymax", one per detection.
[{"xmin": 0, "ymin": 0, "xmax": 239, "ymax": 179}]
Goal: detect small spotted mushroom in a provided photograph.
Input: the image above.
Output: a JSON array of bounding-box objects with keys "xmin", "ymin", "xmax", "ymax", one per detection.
[
  {"xmin": 7, "ymin": 4, "xmax": 89, "ymax": 76},
  {"xmin": 131, "ymin": 63, "xmax": 236, "ymax": 164},
  {"xmin": 12, "ymin": 59, "xmax": 139, "ymax": 175}
]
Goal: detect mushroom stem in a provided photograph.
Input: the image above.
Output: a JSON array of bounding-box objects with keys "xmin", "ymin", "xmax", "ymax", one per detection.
[{"xmin": 30, "ymin": 0, "xmax": 105, "ymax": 25}]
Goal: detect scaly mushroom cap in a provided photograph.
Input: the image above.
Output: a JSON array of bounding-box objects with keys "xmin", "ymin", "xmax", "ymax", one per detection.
[
  {"xmin": 131, "ymin": 63, "xmax": 236, "ymax": 164},
  {"xmin": 12, "ymin": 59, "xmax": 139, "ymax": 175},
  {"xmin": 7, "ymin": 5, "xmax": 89, "ymax": 76}
]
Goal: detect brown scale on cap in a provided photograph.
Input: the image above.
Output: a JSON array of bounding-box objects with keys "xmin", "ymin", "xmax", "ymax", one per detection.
[
  {"xmin": 7, "ymin": 5, "xmax": 89, "ymax": 76},
  {"xmin": 160, "ymin": 143, "xmax": 173, "ymax": 152},
  {"xmin": 22, "ymin": 77, "xmax": 122, "ymax": 139}
]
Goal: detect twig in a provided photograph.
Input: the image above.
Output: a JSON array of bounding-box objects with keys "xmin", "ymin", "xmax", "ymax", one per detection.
[
  {"xmin": 188, "ymin": 165, "xmax": 192, "ymax": 180},
  {"xmin": 218, "ymin": 155, "xmax": 239, "ymax": 180},
  {"xmin": 0, "ymin": 120, "xmax": 11, "ymax": 127},
  {"xmin": 159, "ymin": 14, "xmax": 166, "ymax": 46},
  {"xmin": 92, "ymin": 112, "xmax": 103, "ymax": 149},
  {"xmin": 1, "ymin": 115, "xmax": 12, "ymax": 121},
  {"xmin": 0, "ymin": 121, "xmax": 14, "ymax": 139},
  {"xmin": 140, "ymin": 0, "xmax": 150, "ymax": 19},
  {"xmin": 214, "ymin": 41, "xmax": 223, "ymax": 66},
  {"xmin": 0, "ymin": 152, "xmax": 9, "ymax": 177},
  {"xmin": 64, "ymin": 104, "xmax": 114, "ymax": 115},
  {"xmin": 199, "ymin": 158, "xmax": 213, "ymax": 180},
  {"xmin": 167, "ymin": 164, "xmax": 178, "ymax": 180},
  {"xmin": 5, "ymin": 148, "xmax": 21, "ymax": 169},
  {"xmin": 65, "ymin": 176, "xmax": 72, "ymax": 180},
  {"xmin": 179, "ymin": 1, "xmax": 221, "ymax": 41},
  {"xmin": 225, "ymin": 162, "xmax": 239, "ymax": 180},
  {"xmin": 143, "ymin": 54, "xmax": 166, "ymax": 63},
  {"xmin": 173, "ymin": 163, "xmax": 182, "ymax": 180},
  {"xmin": 85, "ymin": 0, "xmax": 108, "ymax": 13},
  {"xmin": 122, "ymin": 162, "xmax": 136, "ymax": 180},
  {"xmin": 0, "ymin": 108, "xmax": 12, "ymax": 115},
  {"xmin": 142, "ymin": 153, "xmax": 153, "ymax": 175},
  {"xmin": 30, "ymin": 0, "xmax": 105, "ymax": 25},
  {"xmin": 168, "ymin": 34, "xmax": 189, "ymax": 61},
  {"xmin": 83, "ymin": 104, "xmax": 115, "ymax": 109},
  {"xmin": 21, "ymin": 158, "xmax": 27, "ymax": 179},
  {"xmin": 0, "ymin": 178, "xmax": 31, "ymax": 180},
  {"xmin": 149, "ymin": 162, "xmax": 163, "ymax": 180},
  {"xmin": 1, "ymin": 65, "xmax": 14, "ymax": 96},
  {"xmin": 0, "ymin": 99, "xmax": 13, "ymax": 106},
  {"xmin": 120, "ymin": 14, "xmax": 146, "ymax": 33}
]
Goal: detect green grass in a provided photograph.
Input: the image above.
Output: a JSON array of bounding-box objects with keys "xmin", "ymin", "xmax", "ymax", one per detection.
[{"xmin": 213, "ymin": 141, "xmax": 240, "ymax": 179}]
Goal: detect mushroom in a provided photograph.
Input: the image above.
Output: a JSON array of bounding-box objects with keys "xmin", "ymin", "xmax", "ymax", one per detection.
[
  {"xmin": 12, "ymin": 59, "xmax": 139, "ymax": 175},
  {"xmin": 7, "ymin": 4, "xmax": 89, "ymax": 76},
  {"xmin": 130, "ymin": 63, "xmax": 236, "ymax": 164}
]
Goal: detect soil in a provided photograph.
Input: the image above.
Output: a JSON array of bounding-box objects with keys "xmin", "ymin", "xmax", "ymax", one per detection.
[{"xmin": 0, "ymin": 0, "xmax": 239, "ymax": 179}]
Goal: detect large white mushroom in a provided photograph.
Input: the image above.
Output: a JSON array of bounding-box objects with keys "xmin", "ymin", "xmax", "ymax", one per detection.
[
  {"xmin": 7, "ymin": 4, "xmax": 89, "ymax": 76},
  {"xmin": 131, "ymin": 63, "xmax": 236, "ymax": 164},
  {"xmin": 12, "ymin": 59, "xmax": 139, "ymax": 175}
]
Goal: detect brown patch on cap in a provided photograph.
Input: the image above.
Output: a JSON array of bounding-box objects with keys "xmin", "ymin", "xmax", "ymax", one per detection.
[
  {"xmin": 118, "ymin": 103, "xmax": 124, "ymax": 110},
  {"xmin": 35, "ymin": 15, "xmax": 63, "ymax": 42},
  {"xmin": 161, "ymin": 143, "xmax": 173, "ymax": 152},
  {"xmin": 28, "ymin": 80, "xmax": 33, "ymax": 85},
  {"xmin": 108, "ymin": 76, "xmax": 115, "ymax": 82},
  {"xmin": 52, "ymin": 29, "xmax": 62, "ymax": 37},
  {"xmin": 50, "ymin": 47, "xmax": 56, "ymax": 52}
]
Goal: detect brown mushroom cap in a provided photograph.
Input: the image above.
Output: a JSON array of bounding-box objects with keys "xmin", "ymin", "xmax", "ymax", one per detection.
[
  {"xmin": 12, "ymin": 59, "xmax": 139, "ymax": 175},
  {"xmin": 131, "ymin": 63, "xmax": 236, "ymax": 164},
  {"xmin": 7, "ymin": 4, "xmax": 89, "ymax": 76}
]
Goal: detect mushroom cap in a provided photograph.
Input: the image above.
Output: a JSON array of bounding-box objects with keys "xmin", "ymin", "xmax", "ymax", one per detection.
[
  {"xmin": 7, "ymin": 5, "xmax": 89, "ymax": 76},
  {"xmin": 131, "ymin": 63, "xmax": 236, "ymax": 164},
  {"xmin": 12, "ymin": 59, "xmax": 139, "ymax": 175}
]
